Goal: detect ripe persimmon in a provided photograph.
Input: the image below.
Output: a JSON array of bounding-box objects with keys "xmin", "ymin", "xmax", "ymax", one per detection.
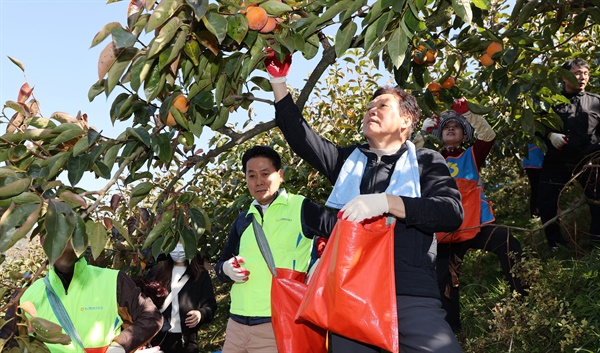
[
  {"xmin": 426, "ymin": 49, "xmax": 438, "ymax": 65},
  {"xmin": 413, "ymin": 45, "xmax": 427, "ymax": 65},
  {"xmin": 246, "ymin": 6, "xmax": 268, "ymax": 31},
  {"xmin": 259, "ymin": 17, "xmax": 278, "ymax": 33},
  {"xmin": 486, "ymin": 42, "xmax": 503, "ymax": 56},
  {"xmin": 480, "ymin": 53, "xmax": 494, "ymax": 67},
  {"xmin": 442, "ymin": 77, "xmax": 456, "ymax": 89},
  {"xmin": 166, "ymin": 95, "xmax": 189, "ymax": 127},
  {"xmin": 428, "ymin": 82, "xmax": 442, "ymax": 93}
]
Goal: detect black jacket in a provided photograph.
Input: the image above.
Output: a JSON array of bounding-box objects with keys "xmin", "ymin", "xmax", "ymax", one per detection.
[
  {"xmin": 544, "ymin": 91, "xmax": 600, "ymax": 170},
  {"xmin": 275, "ymin": 94, "xmax": 463, "ymax": 299},
  {"xmin": 149, "ymin": 260, "xmax": 217, "ymax": 338}
]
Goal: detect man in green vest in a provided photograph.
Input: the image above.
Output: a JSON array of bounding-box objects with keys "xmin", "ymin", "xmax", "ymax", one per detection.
[
  {"xmin": 215, "ymin": 145, "xmax": 336, "ymax": 353},
  {"xmin": 3, "ymin": 236, "xmax": 163, "ymax": 353}
]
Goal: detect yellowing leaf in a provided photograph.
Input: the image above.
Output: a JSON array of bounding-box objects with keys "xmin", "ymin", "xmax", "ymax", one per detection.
[{"xmin": 98, "ymin": 41, "xmax": 118, "ymax": 81}]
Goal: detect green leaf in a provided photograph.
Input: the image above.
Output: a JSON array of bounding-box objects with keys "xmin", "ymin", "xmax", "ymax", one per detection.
[
  {"xmin": 146, "ymin": 0, "xmax": 183, "ymax": 32},
  {"xmin": 71, "ymin": 215, "xmax": 88, "ymax": 258},
  {"xmin": 85, "ymin": 220, "xmax": 107, "ymax": 260},
  {"xmin": 126, "ymin": 127, "xmax": 151, "ymax": 147},
  {"xmin": 466, "ymin": 101, "xmax": 493, "ymax": 115},
  {"xmin": 303, "ymin": 34, "xmax": 319, "ymax": 60},
  {"xmin": 388, "ymin": 26, "xmax": 408, "ymax": 69},
  {"xmin": 112, "ymin": 220, "xmax": 135, "ymax": 248},
  {"xmin": 91, "ymin": 22, "xmax": 123, "ymax": 48},
  {"xmin": 250, "ymin": 76, "xmax": 272, "ymax": 91},
  {"xmin": 452, "ymin": 0, "xmax": 473, "ymax": 25},
  {"xmin": 143, "ymin": 63, "xmax": 165, "ymax": 101},
  {"xmin": 88, "ymin": 79, "xmax": 106, "ymax": 102},
  {"xmin": 106, "ymin": 48, "xmax": 138, "ymax": 96},
  {"xmin": 45, "ymin": 152, "xmax": 70, "ymax": 180},
  {"xmin": 151, "ymin": 133, "xmax": 173, "ymax": 164},
  {"xmin": 335, "ymin": 21, "xmax": 357, "ymax": 58},
  {"xmin": 112, "ymin": 26, "xmax": 138, "ymax": 49},
  {"xmin": 520, "ymin": 108, "xmax": 535, "ymax": 135},
  {"xmin": 162, "ymin": 26, "xmax": 189, "ymax": 69},
  {"xmin": 471, "ymin": 0, "xmax": 489, "ymax": 10},
  {"xmin": 303, "ymin": 0, "xmax": 352, "ymax": 39},
  {"xmin": 104, "ymin": 144, "xmax": 121, "ymax": 170},
  {"xmin": 130, "ymin": 56, "xmax": 147, "ymax": 92},
  {"xmin": 0, "ymin": 178, "xmax": 31, "ymax": 200},
  {"xmin": 203, "ymin": 11, "xmax": 228, "ymax": 44},
  {"xmin": 147, "ymin": 17, "xmax": 182, "ymax": 59},
  {"xmin": 67, "ymin": 154, "xmax": 91, "ymax": 186},
  {"xmin": 227, "ymin": 14, "xmax": 249, "ymax": 45},
  {"xmin": 179, "ymin": 225, "xmax": 197, "ymax": 259},
  {"xmin": 341, "ymin": 0, "xmax": 367, "ymax": 23},
  {"xmin": 51, "ymin": 127, "xmax": 84, "ymax": 147},
  {"xmin": 88, "ymin": 128, "xmax": 101, "ymax": 146},
  {"xmin": 183, "ymin": 39, "xmax": 201, "ymax": 66},
  {"xmin": 44, "ymin": 201, "xmax": 76, "ymax": 265},
  {"xmin": 185, "ymin": 0, "xmax": 209, "ymax": 21},
  {"xmin": 93, "ymin": 161, "xmax": 112, "ymax": 179},
  {"xmin": 259, "ymin": 0, "xmax": 293, "ymax": 16},
  {"xmin": 0, "ymin": 202, "xmax": 41, "ymax": 254}
]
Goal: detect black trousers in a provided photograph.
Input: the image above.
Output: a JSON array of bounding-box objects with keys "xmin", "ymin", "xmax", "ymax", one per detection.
[
  {"xmin": 537, "ymin": 165, "xmax": 600, "ymax": 247},
  {"xmin": 525, "ymin": 168, "xmax": 541, "ymax": 217},
  {"xmin": 436, "ymin": 224, "xmax": 526, "ymax": 332},
  {"xmin": 150, "ymin": 331, "xmax": 198, "ymax": 353}
]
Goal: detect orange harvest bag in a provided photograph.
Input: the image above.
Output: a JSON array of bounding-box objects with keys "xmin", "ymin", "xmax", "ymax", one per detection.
[
  {"xmin": 296, "ymin": 216, "xmax": 399, "ymax": 353},
  {"xmin": 270, "ymin": 268, "xmax": 327, "ymax": 353},
  {"xmin": 250, "ymin": 216, "xmax": 327, "ymax": 353}
]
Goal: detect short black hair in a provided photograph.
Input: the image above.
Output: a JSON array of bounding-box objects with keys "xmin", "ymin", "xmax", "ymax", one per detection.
[
  {"xmin": 562, "ymin": 58, "xmax": 589, "ymax": 71},
  {"xmin": 241, "ymin": 145, "xmax": 282, "ymax": 174}
]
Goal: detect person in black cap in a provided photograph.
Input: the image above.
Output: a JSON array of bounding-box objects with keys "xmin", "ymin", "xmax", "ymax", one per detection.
[{"xmin": 422, "ymin": 99, "xmax": 527, "ymax": 332}]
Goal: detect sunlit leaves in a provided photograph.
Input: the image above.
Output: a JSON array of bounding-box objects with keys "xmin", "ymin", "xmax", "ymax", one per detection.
[
  {"xmin": 112, "ymin": 26, "xmax": 138, "ymax": 49},
  {"xmin": 452, "ymin": 0, "xmax": 473, "ymax": 25},
  {"xmin": 44, "ymin": 201, "xmax": 76, "ymax": 265},
  {"xmin": 148, "ymin": 17, "xmax": 182, "ymax": 59},
  {"xmin": 147, "ymin": 0, "xmax": 183, "ymax": 32}
]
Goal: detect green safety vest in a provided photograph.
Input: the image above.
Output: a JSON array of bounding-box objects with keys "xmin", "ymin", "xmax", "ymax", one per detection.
[
  {"xmin": 230, "ymin": 190, "xmax": 313, "ymax": 317},
  {"xmin": 21, "ymin": 258, "xmax": 122, "ymax": 352}
]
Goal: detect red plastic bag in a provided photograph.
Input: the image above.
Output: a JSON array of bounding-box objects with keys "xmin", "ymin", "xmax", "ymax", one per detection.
[
  {"xmin": 271, "ymin": 268, "xmax": 327, "ymax": 353},
  {"xmin": 296, "ymin": 216, "xmax": 398, "ymax": 353}
]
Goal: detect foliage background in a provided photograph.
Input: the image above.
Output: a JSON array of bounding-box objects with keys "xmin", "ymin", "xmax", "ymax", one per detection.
[{"xmin": 2, "ymin": 0, "xmax": 600, "ymax": 352}]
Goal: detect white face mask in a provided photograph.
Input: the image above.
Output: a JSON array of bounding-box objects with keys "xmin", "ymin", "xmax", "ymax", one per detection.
[{"xmin": 170, "ymin": 243, "xmax": 186, "ymax": 263}]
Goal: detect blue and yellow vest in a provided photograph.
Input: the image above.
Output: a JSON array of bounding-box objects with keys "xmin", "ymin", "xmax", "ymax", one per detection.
[
  {"xmin": 437, "ymin": 147, "xmax": 495, "ymax": 243},
  {"xmin": 20, "ymin": 258, "xmax": 122, "ymax": 352},
  {"xmin": 230, "ymin": 190, "xmax": 312, "ymax": 317}
]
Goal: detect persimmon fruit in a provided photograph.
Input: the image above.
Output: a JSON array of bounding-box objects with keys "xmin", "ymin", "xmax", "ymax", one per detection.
[
  {"xmin": 259, "ymin": 17, "xmax": 278, "ymax": 33},
  {"xmin": 480, "ymin": 53, "xmax": 494, "ymax": 67},
  {"xmin": 246, "ymin": 6, "xmax": 268, "ymax": 31},
  {"xmin": 166, "ymin": 95, "xmax": 189, "ymax": 127},
  {"xmin": 486, "ymin": 42, "xmax": 503, "ymax": 56},
  {"xmin": 442, "ymin": 77, "xmax": 456, "ymax": 89}
]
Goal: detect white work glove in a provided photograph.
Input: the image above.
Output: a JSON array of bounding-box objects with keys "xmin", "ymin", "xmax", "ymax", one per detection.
[
  {"xmin": 341, "ymin": 194, "xmax": 389, "ymax": 223},
  {"xmin": 106, "ymin": 343, "xmax": 126, "ymax": 353},
  {"xmin": 548, "ymin": 132, "xmax": 568, "ymax": 149},
  {"xmin": 421, "ymin": 115, "xmax": 439, "ymax": 133},
  {"xmin": 222, "ymin": 256, "xmax": 250, "ymax": 283}
]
